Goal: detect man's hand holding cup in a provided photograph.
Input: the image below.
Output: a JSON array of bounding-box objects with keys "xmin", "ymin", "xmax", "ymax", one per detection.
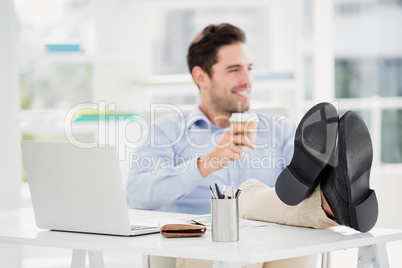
[{"xmin": 197, "ymin": 113, "xmax": 259, "ymax": 177}]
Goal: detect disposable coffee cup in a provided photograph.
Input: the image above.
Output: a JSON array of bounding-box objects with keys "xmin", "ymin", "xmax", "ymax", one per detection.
[
  {"xmin": 229, "ymin": 113, "xmax": 259, "ymax": 150},
  {"xmin": 211, "ymin": 198, "xmax": 239, "ymax": 242}
]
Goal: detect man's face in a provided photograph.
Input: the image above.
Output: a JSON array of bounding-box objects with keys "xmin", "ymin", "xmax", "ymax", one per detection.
[{"xmin": 207, "ymin": 42, "xmax": 253, "ymax": 115}]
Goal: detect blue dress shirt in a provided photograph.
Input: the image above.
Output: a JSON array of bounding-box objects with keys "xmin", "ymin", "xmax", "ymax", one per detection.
[{"xmin": 125, "ymin": 107, "xmax": 296, "ymax": 214}]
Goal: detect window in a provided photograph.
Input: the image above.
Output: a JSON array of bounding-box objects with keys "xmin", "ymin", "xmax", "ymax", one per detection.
[
  {"xmin": 382, "ymin": 109, "xmax": 402, "ymax": 163},
  {"xmin": 333, "ymin": 1, "xmax": 402, "ymax": 165},
  {"xmin": 335, "ymin": 59, "xmax": 402, "ymax": 99},
  {"xmin": 16, "ymin": 0, "xmax": 93, "ymax": 109},
  {"xmin": 151, "ymin": 8, "xmax": 273, "ymax": 75}
]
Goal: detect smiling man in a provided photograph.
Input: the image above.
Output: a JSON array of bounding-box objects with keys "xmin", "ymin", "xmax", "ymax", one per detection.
[
  {"xmin": 125, "ymin": 22, "xmax": 319, "ymax": 268},
  {"xmin": 125, "ymin": 23, "xmax": 296, "ymax": 215},
  {"xmin": 190, "ymin": 27, "xmax": 257, "ymax": 179}
]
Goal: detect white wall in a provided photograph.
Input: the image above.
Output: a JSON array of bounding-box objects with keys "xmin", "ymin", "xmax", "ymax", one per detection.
[
  {"xmin": 0, "ymin": 0, "xmax": 21, "ymax": 210},
  {"xmin": 0, "ymin": 1, "xmax": 23, "ymax": 266},
  {"xmin": 92, "ymin": 0, "xmax": 153, "ymax": 112}
]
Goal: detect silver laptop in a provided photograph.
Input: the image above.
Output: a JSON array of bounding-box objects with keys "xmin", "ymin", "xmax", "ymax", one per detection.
[{"xmin": 22, "ymin": 141, "xmax": 160, "ymax": 236}]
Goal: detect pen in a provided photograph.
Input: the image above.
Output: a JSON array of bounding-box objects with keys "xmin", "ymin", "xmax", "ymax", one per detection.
[
  {"xmin": 231, "ymin": 182, "xmax": 235, "ymax": 198},
  {"xmin": 222, "ymin": 185, "xmax": 226, "ymax": 199},
  {"xmin": 227, "ymin": 186, "xmax": 232, "ymax": 199},
  {"xmin": 209, "ymin": 185, "xmax": 217, "ymax": 199},
  {"xmin": 235, "ymin": 188, "xmax": 242, "ymax": 199},
  {"xmin": 215, "ymin": 183, "xmax": 223, "ymax": 199}
]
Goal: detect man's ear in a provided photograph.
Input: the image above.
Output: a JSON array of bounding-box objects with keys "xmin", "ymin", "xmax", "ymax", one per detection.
[{"xmin": 192, "ymin": 66, "xmax": 209, "ymax": 89}]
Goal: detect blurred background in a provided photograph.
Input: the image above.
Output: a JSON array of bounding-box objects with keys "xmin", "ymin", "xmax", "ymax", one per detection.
[{"xmin": 1, "ymin": 0, "xmax": 402, "ymax": 267}]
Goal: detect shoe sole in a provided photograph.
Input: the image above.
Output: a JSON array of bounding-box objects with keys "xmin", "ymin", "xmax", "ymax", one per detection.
[
  {"xmin": 275, "ymin": 102, "xmax": 338, "ymax": 206},
  {"xmin": 339, "ymin": 111, "xmax": 378, "ymax": 232}
]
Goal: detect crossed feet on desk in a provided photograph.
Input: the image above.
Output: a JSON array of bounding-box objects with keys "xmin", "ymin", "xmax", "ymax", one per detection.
[{"xmin": 275, "ymin": 102, "xmax": 378, "ymax": 233}]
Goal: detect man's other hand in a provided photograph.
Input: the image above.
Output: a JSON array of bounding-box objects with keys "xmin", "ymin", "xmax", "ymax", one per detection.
[{"xmin": 197, "ymin": 124, "xmax": 255, "ymax": 177}]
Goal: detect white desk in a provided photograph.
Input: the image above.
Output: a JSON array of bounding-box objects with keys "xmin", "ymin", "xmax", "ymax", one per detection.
[{"xmin": 1, "ymin": 208, "xmax": 401, "ymax": 268}]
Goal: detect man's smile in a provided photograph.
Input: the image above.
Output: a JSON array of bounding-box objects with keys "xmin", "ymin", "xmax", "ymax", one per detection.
[{"xmin": 232, "ymin": 88, "xmax": 250, "ymax": 99}]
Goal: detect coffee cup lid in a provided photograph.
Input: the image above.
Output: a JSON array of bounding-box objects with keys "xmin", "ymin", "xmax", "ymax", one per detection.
[{"xmin": 229, "ymin": 113, "xmax": 260, "ymax": 122}]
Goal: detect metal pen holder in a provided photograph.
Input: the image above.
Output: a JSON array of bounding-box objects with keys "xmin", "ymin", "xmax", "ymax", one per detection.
[{"xmin": 211, "ymin": 198, "xmax": 239, "ymax": 242}]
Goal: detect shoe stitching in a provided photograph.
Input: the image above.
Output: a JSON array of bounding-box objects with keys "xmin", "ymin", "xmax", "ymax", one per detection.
[{"xmin": 336, "ymin": 172, "xmax": 347, "ymax": 190}]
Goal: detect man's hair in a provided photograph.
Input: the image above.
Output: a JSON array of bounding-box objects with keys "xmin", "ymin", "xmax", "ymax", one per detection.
[{"xmin": 187, "ymin": 23, "xmax": 246, "ymax": 77}]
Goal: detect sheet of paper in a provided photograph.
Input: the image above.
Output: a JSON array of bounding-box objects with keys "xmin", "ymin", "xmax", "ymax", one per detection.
[{"xmin": 157, "ymin": 215, "xmax": 273, "ymax": 230}]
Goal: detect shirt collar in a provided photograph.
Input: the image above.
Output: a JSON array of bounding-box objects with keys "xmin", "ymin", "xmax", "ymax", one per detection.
[{"xmin": 186, "ymin": 107, "xmax": 211, "ymax": 129}]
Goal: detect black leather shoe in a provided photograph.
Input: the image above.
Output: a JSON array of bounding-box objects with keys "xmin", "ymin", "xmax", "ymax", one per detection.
[
  {"xmin": 321, "ymin": 111, "xmax": 378, "ymax": 232},
  {"xmin": 275, "ymin": 102, "xmax": 339, "ymax": 206}
]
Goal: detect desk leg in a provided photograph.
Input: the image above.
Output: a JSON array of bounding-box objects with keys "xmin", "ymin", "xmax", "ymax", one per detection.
[
  {"xmin": 71, "ymin": 250, "xmax": 104, "ymax": 268},
  {"xmin": 321, "ymin": 252, "xmax": 330, "ymax": 268},
  {"xmin": 0, "ymin": 244, "xmax": 22, "ymax": 268},
  {"xmin": 142, "ymin": 255, "xmax": 149, "ymax": 268},
  {"xmin": 71, "ymin": 249, "xmax": 86, "ymax": 268},
  {"xmin": 88, "ymin": 251, "xmax": 105, "ymax": 268},
  {"xmin": 212, "ymin": 261, "xmax": 242, "ymax": 268},
  {"xmin": 357, "ymin": 243, "xmax": 389, "ymax": 268}
]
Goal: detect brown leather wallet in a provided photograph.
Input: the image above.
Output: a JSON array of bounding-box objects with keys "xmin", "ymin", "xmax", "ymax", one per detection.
[{"xmin": 160, "ymin": 220, "xmax": 207, "ymax": 238}]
